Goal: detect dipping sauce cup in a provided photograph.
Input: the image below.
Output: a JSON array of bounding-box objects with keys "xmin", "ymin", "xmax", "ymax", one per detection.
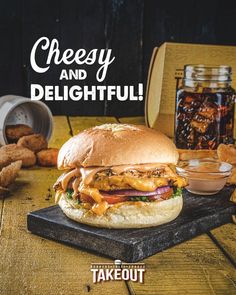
[{"xmin": 176, "ymin": 159, "xmax": 232, "ymax": 195}]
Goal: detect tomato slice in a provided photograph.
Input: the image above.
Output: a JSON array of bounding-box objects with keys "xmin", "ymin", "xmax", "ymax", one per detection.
[
  {"xmin": 80, "ymin": 193, "xmax": 95, "ymax": 204},
  {"xmin": 79, "ymin": 188, "xmax": 174, "ymax": 205},
  {"xmin": 101, "ymin": 194, "xmax": 129, "ymax": 204},
  {"xmin": 149, "ymin": 188, "xmax": 173, "ymax": 201},
  {"xmin": 80, "ymin": 192, "xmax": 129, "ymax": 204}
]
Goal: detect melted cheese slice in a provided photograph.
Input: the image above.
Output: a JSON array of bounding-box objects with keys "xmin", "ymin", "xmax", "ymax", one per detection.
[
  {"xmin": 80, "ymin": 186, "xmax": 103, "ymax": 203},
  {"xmin": 91, "ymin": 201, "xmax": 109, "ymax": 215},
  {"xmin": 61, "ymin": 168, "xmax": 80, "ymax": 190},
  {"xmin": 57, "ymin": 163, "xmax": 185, "ymax": 215},
  {"xmin": 93, "ymin": 176, "xmax": 169, "ymax": 191}
]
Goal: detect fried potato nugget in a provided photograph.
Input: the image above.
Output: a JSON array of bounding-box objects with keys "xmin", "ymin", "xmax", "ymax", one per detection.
[
  {"xmin": 0, "ymin": 160, "xmax": 22, "ymax": 197},
  {"xmin": 178, "ymin": 149, "xmax": 217, "ymax": 161},
  {"xmin": 0, "ymin": 153, "xmax": 12, "ymax": 170},
  {"xmin": 17, "ymin": 134, "xmax": 48, "ymax": 153},
  {"xmin": 0, "ymin": 144, "xmax": 36, "ymax": 167},
  {"xmin": 6, "ymin": 124, "xmax": 33, "ymax": 143},
  {"xmin": 37, "ymin": 148, "xmax": 59, "ymax": 167},
  {"xmin": 217, "ymin": 144, "xmax": 236, "ymax": 165},
  {"xmin": 230, "ymin": 188, "xmax": 236, "ymax": 204},
  {"xmin": 227, "ymin": 167, "xmax": 236, "ymax": 185},
  {"xmin": 0, "ymin": 160, "xmax": 22, "ymax": 188}
]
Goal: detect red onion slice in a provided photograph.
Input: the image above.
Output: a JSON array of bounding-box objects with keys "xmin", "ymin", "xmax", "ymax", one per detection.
[{"xmin": 100, "ymin": 186, "xmax": 170, "ymax": 196}]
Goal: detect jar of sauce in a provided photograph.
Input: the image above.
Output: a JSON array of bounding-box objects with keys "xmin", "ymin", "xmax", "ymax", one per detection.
[{"xmin": 175, "ymin": 65, "xmax": 235, "ymax": 149}]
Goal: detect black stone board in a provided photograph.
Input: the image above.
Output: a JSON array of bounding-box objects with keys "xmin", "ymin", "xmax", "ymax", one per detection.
[{"xmin": 27, "ymin": 188, "xmax": 236, "ymax": 262}]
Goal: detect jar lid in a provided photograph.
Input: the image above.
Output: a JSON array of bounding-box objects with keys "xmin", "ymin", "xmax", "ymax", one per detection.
[{"xmin": 184, "ymin": 64, "xmax": 232, "ymax": 82}]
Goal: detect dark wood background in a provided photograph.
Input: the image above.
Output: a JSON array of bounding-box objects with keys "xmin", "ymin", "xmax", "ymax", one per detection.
[{"xmin": 0, "ymin": 0, "xmax": 236, "ymax": 117}]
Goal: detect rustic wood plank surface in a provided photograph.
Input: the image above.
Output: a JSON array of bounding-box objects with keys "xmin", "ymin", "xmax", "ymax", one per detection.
[
  {"xmin": 69, "ymin": 116, "xmax": 118, "ymax": 135},
  {"xmin": 210, "ymin": 224, "xmax": 236, "ymax": 264},
  {"xmin": 49, "ymin": 116, "xmax": 72, "ymax": 148},
  {"xmin": 0, "ymin": 116, "xmax": 128, "ymax": 295},
  {"xmin": 0, "ymin": 115, "xmax": 236, "ymax": 295},
  {"xmin": 128, "ymin": 235, "xmax": 236, "ymax": 295},
  {"xmin": 59, "ymin": 0, "xmax": 107, "ymax": 116},
  {"xmin": 118, "ymin": 116, "xmax": 146, "ymax": 125}
]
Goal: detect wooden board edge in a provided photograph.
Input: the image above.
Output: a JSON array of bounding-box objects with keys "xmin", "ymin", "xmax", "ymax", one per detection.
[
  {"xmin": 27, "ymin": 211, "xmax": 134, "ymax": 261},
  {"xmin": 26, "ymin": 202, "xmax": 236, "ymax": 263}
]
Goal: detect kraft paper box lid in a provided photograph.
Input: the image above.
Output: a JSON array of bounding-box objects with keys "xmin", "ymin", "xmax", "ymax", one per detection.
[{"xmin": 145, "ymin": 42, "xmax": 236, "ymax": 138}]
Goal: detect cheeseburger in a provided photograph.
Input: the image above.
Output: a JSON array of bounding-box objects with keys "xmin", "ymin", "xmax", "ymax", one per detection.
[{"xmin": 54, "ymin": 124, "xmax": 187, "ymax": 228}]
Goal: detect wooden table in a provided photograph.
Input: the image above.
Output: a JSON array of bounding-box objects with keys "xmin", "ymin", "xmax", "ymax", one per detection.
[{"xmin": 0, "ymin": 116, "xmax": 236, "ymax": 295}]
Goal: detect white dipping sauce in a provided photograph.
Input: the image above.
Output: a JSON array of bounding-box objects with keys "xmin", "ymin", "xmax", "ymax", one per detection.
[{"xmin": 177, "ymin": 159, "xmax": 232, "ymax": 196}]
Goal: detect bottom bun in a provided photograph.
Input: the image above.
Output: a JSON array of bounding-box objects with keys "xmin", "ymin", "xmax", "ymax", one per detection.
[{"xmin": 58, "ymin": 193, "xmax": 183, "ymax": 229}]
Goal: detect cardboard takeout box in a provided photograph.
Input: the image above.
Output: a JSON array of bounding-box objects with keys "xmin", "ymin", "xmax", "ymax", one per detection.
[{"xmin": 145, "ymin": 42, "xmax": 236, "ymax": 138}]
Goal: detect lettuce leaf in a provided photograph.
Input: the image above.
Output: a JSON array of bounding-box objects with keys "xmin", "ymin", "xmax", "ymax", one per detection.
[
  {"xmin": 66, "ymin": 188, "xmax": 73, "ymax": 199},
  {"xmin": 172, "ymin": 187, "xmax": 182, "ymax": 198}
]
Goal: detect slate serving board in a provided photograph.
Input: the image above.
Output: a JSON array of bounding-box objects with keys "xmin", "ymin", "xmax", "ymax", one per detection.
[{"xmin": 27, "ymin": 187, "xmax": 236, "ymax": 262}]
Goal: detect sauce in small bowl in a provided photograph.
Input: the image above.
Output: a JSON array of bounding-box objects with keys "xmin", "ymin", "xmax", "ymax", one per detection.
[{"xmin": 176, "ymin": 159, "xmax": 232, "ymax": 195}]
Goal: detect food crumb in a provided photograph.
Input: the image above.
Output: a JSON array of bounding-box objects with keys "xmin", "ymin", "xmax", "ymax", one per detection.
[
  {"xmin": 45, "ymin": 188, "xmax": 52, "ymax": 201},
  {"xmin": 86, "ymin": 284, "xmax": 91, "ymax": 292}
]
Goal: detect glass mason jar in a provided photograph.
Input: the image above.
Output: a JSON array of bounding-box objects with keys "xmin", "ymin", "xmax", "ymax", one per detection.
[{"xmin": 175, "ymin": 65, "xmax": 235, "ymax": 149}]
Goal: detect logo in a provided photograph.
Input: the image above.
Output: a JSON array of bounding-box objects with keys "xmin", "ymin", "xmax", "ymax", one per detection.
[{"xmin": 91, "ymin": 260, "xmax": 145, "ymax": 283}]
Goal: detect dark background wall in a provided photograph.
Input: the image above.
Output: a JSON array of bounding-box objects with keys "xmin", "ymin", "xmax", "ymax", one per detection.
[{"xmin": 0, "ymin": 0, "xmax": 236, "ymax": 117}]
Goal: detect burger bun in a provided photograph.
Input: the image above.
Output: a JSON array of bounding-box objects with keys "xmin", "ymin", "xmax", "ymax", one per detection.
[
  {"xmin": 58, "ymin": 124, "xmax": 179, "ymax": 169},
  {"xmin": 58, "ymin": 193, "xmax": 183, "ymax": 229}
]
